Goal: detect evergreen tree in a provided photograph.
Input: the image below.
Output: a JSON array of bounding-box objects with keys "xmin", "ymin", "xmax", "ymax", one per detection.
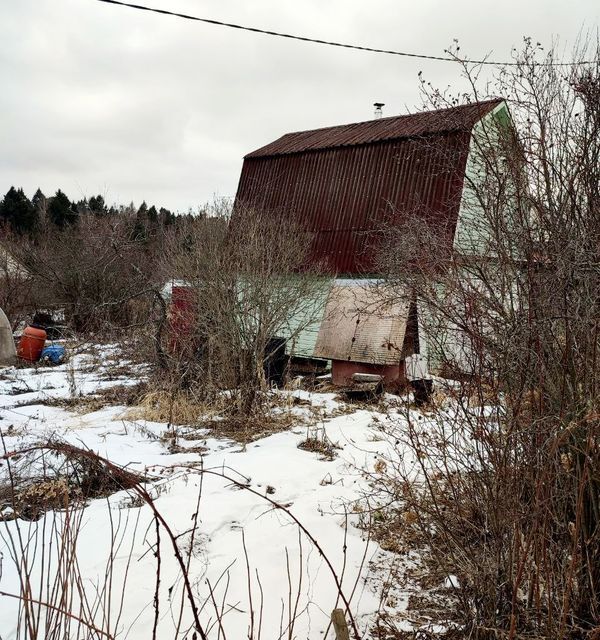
[
  {"xmin": 159, "ymin": 207, "xmax": 174, "ymax": 227},
  {"xmin": 131, "ymin": 202, "xmax": 147, "ymax": 242},
  {"xmin": 147, "ymin": 205, "xmax": 158, "ymax": 224},
  {"xmin": 48, "ymin": 190, "xmax": 78, "ymax": 228},
  {"xmin": 146, "ymin": 205, "xmax": 159, "ymax": 239},
  {"xmin": 137, "ymin": 201, "xmax": 148, "ymax": 217},
  {"xmin": 76, "ymin": 198, "xmax": 90, "ymax": 215},
  {"xmin": 31, "ymin": 188, "xmax": 47, "ymax": 234},
  {"xmin": 32, "ymin": 188, "xmax": 47, "ymax": 215},
  {"xmin": 88, "ymin": 195, "xmax": 107, "ymax": 216},
  {"xmin": 0, "ymin": 186, "xmax": 37, "ymax": 235}
]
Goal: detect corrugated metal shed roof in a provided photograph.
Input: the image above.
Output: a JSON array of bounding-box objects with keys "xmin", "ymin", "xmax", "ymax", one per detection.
[
  {"xmin": 314, "ymin": 281, "xmax": 411, "ymax": 364},
  {"xmin": 235, "ymin": 99, "xmax": 505, "ymax": 274},
  {"xmin": 246, "ymin": 99, "xmax": 503, "ymax": 158}
]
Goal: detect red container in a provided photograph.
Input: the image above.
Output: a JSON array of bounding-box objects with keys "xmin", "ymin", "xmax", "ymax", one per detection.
[
  {"xmin": 17, "ymin": 326, "xmax": 47, "ymax": 362},
  {"xmin": 169, "ymin": 286, "xmax": 197, "ymax": 354}
]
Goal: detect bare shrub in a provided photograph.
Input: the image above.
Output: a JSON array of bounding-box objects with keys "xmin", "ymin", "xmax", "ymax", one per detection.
[
  {"xmin": 11, "ymin": 213, "xmax": 160, "ymax": 334},
  {"xmin": 374, "ymin": 39, "xmax": 600, "ymax": 638},
  {"xmin": 0, "ymin": 236, "xmax": 35, "ymax": 329},
  {"xmin": 159, "ymin": 201, "xmax": 328, "ymax": 421},
  {"xmin": 0, "ymin": 440, "xmax": 146, "ymax": 640},
  {"xmin": 1, "ymin": 440, "xmax": 363, "ymax": 639}
]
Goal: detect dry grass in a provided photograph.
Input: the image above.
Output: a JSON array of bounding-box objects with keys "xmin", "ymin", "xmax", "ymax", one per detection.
[
  {"xmin": 1, "ymin": 441, "xmax": 145, "ymax": 520},
  {"xmin": 166, "ymin": 442, "xmax": 209, "ymax": 455},
  {"xmin": 297, "ymin": 433, "xmax": 340, "ymax": 461},
  {"xmin": 125, "ymin": 389, "xmax": 225, "ymax": 425},
  {"xmin": 13, "ymin": 479, "xmax": 71, "ymax": 520},
  {"xmin": 198, "ymin": 412, "xmax": 297, "ymax": 443},
  {"xmin": 126, "ymin": 385, "xmax": 317, "ymax": 443},
  {"xmin": 27, "ymin": 382, "xmax": 148, "ymax": 414}
]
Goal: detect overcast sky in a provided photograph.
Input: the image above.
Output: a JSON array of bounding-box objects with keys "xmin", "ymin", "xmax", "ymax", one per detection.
[{"xmin": 1, "ymin": 0, "xmax": 598, "ymax": 212}]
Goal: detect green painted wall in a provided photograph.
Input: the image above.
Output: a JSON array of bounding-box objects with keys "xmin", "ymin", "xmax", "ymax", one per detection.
[
  {"xmin": 453, "ymin": 101, "xmax": 511, "ymax": 256},
  {"xmin": 423, "ymin": 101, "xmax": 514, "ymax": 374},
  {"xmin": 275, "ymin": 277, "xmax": 333, "ymax": 359}
]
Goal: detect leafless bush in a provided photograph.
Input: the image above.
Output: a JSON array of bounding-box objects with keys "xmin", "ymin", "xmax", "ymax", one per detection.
[
  {"xmin": 159, "ymin": 200, "xmax": 328, "ymax": 421},
  {"xmin": 9, "ymin": 213, "xmax": 161, "ymax": 335},
  {"xmin": 0, "ymin": 235, "xmax": 36, "ymax": 328},
  {"xmin": 0, "ymin": 440, "xmax": 145, "ymax": 640},
  {"xmin": 1, "ymin": 439, "xmax": 362, "ymax": 639},
  {"xmin": 374, "ymin": 39, "xmax": 600, "ymax": 638}
]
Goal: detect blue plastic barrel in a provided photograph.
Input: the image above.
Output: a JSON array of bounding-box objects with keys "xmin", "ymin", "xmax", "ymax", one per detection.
[{"xmin": 40, "ymin": 344, "xmax": 66, "ymax": 365}]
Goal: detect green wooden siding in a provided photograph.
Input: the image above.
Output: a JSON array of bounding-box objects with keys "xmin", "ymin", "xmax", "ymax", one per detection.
[{"xmin": 453, "ymin": 101, "xmax": 511, "ymax": 256}]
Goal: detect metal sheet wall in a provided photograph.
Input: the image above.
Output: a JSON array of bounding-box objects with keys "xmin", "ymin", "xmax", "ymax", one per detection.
[{"xmin": 313, "ymin": 281, "xmax": 411, "ymax": 365}]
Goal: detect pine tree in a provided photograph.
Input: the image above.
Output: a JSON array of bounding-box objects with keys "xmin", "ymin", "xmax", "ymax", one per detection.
[
  {"xmin": 32, "ymin": 188, "xmax": 46, "ymax": 215},
  {"xmin": 146, "ymin": 205, "xmax": 159, "ymax": 239},
  {"xmin": 137, "ymin": 201, "xmax": 148, "ymax": 216},
  {"xmin": 147, "ymin": 205, "xmax": 158, "ymax": 224},
  {"xmin": 48, "ymin": 190, "xmax": 78, "ymax": 227},
  {"xmin": 0, "ymin": 186, "xmax": 37, "ymax": 235},
  {"xmin": 131, "ymin": 202, "xmax": 147, "ymax": 242},
  {"xmin": 88, "ymin": 195, "xmax": 107, "ymax": 216},
  {"xmin": 76, "ymin": 198, "xmax": 90, "ymax": 215},
  {"xmin": 31, "ymin": 188, "xmax": 47, "ymax": 235},
  {"xmin": 159, "ymin": 207, "xmax": 174, "ymax": 227}
]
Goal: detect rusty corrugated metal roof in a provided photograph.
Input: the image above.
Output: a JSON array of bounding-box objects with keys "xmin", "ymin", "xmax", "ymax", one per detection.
[
  {"xmin": 236, "ymin": 132, "xmax": 468, "ymax": 273},
  {"xmin": 235, "ymin": 99, "xmax": 505, "ymax": 274},
  {"xmin": 246, "ymin": 99, "xmax": 503, "ymax": 158}
]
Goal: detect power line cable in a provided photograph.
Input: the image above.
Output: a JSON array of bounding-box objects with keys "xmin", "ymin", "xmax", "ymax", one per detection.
[{"xmin": 95, "ymin": 0, "xmax": 594, "ymax": 67}]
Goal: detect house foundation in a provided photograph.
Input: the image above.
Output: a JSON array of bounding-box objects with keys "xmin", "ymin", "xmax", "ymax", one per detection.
[{"xmin": 331, "ymin": 359, "xmax": 406, "ymax": 386}]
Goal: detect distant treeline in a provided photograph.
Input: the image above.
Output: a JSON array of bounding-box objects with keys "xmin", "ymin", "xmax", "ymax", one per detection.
[
  {"xmin": 0, "ymin": 186, "xmax": 229, "ymax": 332},
  {"xmin": 0, "ymin": 186, "xmax": 194, "ymax": 241}
]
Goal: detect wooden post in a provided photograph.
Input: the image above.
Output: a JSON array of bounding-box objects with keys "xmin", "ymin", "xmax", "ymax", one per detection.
[{"xmin": 331, "ymin": 609, "xmax": 350, "ymax": 640}]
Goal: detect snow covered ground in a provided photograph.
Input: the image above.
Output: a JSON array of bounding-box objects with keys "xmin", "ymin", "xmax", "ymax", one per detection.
[{"xmin": 0, "ymin": 344, "xmax": 427, "ymax": 639}]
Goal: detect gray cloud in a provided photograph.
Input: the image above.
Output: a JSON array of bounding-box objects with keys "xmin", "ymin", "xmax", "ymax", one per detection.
[{"xmin": 1, "ymin": 0, "xmax": 598, "ymax": 211}]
